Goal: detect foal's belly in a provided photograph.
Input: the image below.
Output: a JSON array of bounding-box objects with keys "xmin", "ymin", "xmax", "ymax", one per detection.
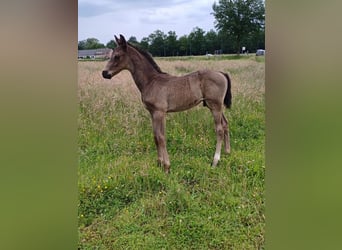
[{"xmin": 166, "ymin": 94, "xmax": 203, "ymax": 112}]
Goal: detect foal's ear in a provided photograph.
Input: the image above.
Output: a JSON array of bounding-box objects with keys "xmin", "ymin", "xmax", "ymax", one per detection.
[
  {"xmin": 114, "ymin": 34, "xmax": 127, "ymax": 51},
  {"xmin": 119, "ymin": 34, "xmax": 127, "ymax": 51},
  {"xmin": 114, "ymin": 35, "xmax": 120, "ymax": 44}
]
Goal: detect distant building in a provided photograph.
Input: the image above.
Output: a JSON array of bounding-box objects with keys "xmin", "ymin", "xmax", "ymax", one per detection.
[{"xmin": 78, "ymin": 48, "xmax": 112, "ymax": 59}]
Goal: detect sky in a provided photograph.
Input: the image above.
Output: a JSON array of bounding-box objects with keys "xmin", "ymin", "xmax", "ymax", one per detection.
[{"xmin": 78, "ymin": 0, "xmax": 217, "ymax": 44}]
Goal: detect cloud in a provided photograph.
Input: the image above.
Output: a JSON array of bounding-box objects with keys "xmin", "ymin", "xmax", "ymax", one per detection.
[
  {"xmin": 78, "ymin": 0, "xmax": 198, "ymax": 18},
  {"xmin": 139, "ymin": 0, "xmax": 212, "ymax": 25},
  {"xmin": 78, "ymin": 0, "xmax": 216, "ymax": 42},
  {"xmin": 78, "ymin": 2, "xmax": 114, "ymax": 17},
  {"xmin": 140, "ymin": 7, "xmax": 183, "ymax": 25}
]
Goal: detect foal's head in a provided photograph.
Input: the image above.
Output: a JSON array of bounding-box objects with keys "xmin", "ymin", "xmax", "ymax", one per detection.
[{"xmin": 102, "ymin": 34, "xmax": 131, "ymax": 79}]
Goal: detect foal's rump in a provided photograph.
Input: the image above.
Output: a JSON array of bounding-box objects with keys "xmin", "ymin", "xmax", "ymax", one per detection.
[
  {"xmin": 198, "ymin": 70, "xmax": 230, "ymax": 109},
  {"xmin": 161, "ymin": 70, "xmax": 230, "ymax": 112}
]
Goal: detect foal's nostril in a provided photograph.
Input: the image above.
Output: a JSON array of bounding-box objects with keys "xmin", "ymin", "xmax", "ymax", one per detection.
[{"xmin": 102, "ymin": 70, "xmax": 111, "ymax": 79}]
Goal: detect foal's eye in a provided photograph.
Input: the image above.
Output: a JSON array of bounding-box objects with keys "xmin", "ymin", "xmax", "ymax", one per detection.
[{"xmin": 114, "ymin": 55, "xmax": 120, "ymax": 60}]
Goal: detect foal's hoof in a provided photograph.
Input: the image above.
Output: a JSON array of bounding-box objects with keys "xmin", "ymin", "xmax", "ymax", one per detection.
[
  {"xmin": 164, "ymin": 165, "xmax": 170, "ymax": 174},
  {"xmin": 157, "ymin": 160, "xmax": 170, "ymax": 174},
  {"xmin": 211, "ymin": 161, "xmax": 219, "ymax": 168}
]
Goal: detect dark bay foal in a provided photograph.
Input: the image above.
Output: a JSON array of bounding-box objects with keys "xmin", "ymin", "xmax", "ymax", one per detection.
[{"xmin": 102, "ymin": 34, "xmax": 232, "ymax": 173}]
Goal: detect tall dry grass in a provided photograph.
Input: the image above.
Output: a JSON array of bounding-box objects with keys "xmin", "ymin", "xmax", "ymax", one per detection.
[{"xmin": 78, "ymin": 56, "xmax": 264, "ymax": 110}]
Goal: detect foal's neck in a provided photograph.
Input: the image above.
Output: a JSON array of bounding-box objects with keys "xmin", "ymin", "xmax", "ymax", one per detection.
[{"xmin": 128, "ymin": 47, "xmax": 162, "ymax": 92}]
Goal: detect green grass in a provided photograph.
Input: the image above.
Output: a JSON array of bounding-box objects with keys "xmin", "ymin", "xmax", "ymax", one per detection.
[{"xmin": 78, "ymin": 58, "xmax": 265, "ymax": 249}]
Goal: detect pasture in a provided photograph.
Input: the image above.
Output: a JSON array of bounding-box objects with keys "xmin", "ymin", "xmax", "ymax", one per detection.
[{"xmin": 78, "ymin": 55, "xmax": 265, "ymax": 249}]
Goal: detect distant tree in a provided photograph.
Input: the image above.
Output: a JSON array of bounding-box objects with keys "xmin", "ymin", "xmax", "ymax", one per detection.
[
  {"xmin": 166, "ymin": 31, "xmax": 178, "ymax": 56},
  {"xmin": 188, "ymin": 27, "xmax": 206, "ymax": 55},
  {"xmin": 250, "ymin": 27, "xmax": 265, "ymax": 51},
  {"xmin": 205, "ymin": 29, "xmax": 220, "ymax": 54},
  {"xmin": 128, "ymin": 36, "xmax": 140, "ymax": 47},
  {"xmin": 148, "ymin": 30, "xmax": 167, "ymax": 56},
  {"xmin": 140, "ymin": 37, "xmax": 150, "ymax": 51},
  {"xmin": 212, "ymin": 0, "xmax": 265, "ymax": 54},
  {"xmin": 78, "ymin": 38, "xmax": 105, "ymax": 50},
  {"xmin": 78, "ymin": 40, "xmax": 86, "ymax": 50},
  {"xmin": 106, "ymin": 39, "xmax": 116, "ymax": 49},
  {"xmin": 87, "ymin": 38, "xmax": 105, "ymax": 49},
  {"xmin": 217, "ymin": 30, "xmax": 234, "ymax": 54},
  {"xmin": 178, "ymin": 35, "xmax": 188, "ymax": 56}
]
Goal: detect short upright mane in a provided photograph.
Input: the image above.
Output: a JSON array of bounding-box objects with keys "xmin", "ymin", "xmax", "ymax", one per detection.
[{"xmin": 128, "ymin": 43, "xmax": 165, "ymax": 74}]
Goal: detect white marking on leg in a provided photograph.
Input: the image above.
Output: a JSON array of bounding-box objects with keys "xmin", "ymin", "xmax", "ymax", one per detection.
[
  {"xmin": 214, "ymin": 152, "xmax": 220, "ymax": 162},
  {"xmin": 212, "ymin": 152, "xmax": 221, "ymax": 167}
]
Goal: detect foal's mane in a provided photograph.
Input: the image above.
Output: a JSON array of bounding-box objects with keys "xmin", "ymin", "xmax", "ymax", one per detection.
[{"xmin": 127, "ymin": 43, "xmax": 165, "ymax": 74}]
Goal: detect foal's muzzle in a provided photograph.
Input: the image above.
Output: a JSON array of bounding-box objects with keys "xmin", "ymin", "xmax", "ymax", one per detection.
[{"xmin": 102, "ymin": 70, "xmax": 112, "ymax": 79}]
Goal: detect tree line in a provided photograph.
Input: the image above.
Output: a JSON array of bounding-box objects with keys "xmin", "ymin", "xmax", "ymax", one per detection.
[{"xmin": 78, "ymin": 0, "xmax": 264, "ymax": 56}]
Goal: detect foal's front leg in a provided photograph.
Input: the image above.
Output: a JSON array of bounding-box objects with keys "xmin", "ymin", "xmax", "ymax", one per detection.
[{"xmin": 150, "ymin": 111, "xmax": 170, "ymax": 173}]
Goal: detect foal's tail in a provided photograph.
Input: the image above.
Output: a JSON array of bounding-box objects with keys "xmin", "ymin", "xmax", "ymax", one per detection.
[{"xmin": 221, "ymin": 72, "xmax": 232, "ymax": 109}]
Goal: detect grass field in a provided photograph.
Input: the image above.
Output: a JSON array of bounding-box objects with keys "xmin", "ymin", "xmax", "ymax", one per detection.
[{"xmin": 78, "ymin": 55, "xmax": 265, "ymax": 249}]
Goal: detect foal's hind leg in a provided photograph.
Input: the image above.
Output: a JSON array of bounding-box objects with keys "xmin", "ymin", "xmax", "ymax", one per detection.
[
  {"xmin": 222, "ymin": 113, "xmax": 231, "ymax": 154},
  {"xmin": 210, "ymin": 108, "xmax": 224, "ymax": 167}
]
